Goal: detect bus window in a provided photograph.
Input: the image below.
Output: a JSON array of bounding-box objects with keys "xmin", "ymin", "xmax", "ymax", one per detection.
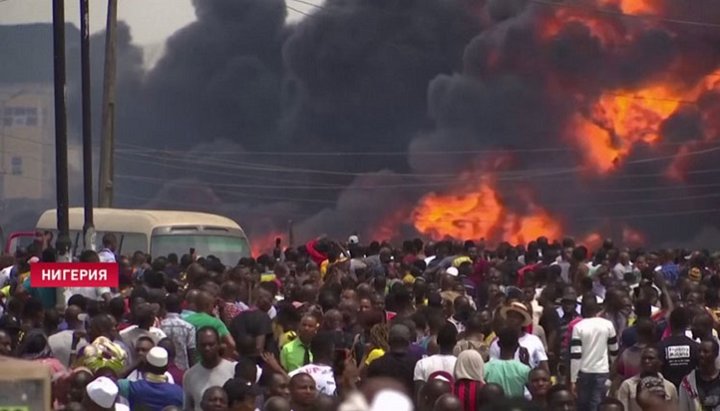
[
  {"xmin": 119, "ymin": 233, "xmax": 148, "ymax": 255},
  {"xmin": 151, "ymin": 234, "xmax": 250, "ymax": 265}
]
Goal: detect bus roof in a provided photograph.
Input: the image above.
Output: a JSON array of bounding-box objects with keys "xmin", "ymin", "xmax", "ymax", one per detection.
[{"xmin": 36, "ymin": 208, "xmax": 242, "ymax": 234}]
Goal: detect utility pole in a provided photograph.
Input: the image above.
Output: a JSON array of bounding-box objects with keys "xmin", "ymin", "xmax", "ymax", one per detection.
[
  {"xmin": 288, "ymin": 219, "xmax": 294, "ymax": 248},
  {"xmin": 52, "ymin": 0, "xmax": 71, "ymax": 259},
  {"xmin": 98, "ymin": 0, "xmax": 117, "ymax": 207},
  {"xmin": 80, "ymin": 0, "xmax": 95, "ymax": 250}
]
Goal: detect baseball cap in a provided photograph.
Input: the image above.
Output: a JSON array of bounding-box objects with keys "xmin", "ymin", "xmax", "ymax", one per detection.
[
  {"xmin": 445, "ymin": 267, "xmax": 459, "ymax": 277},
  {"xmin": 348, "ymin": 235, "xmax": 359, "ymax": 245},
  {"xmin": 86, "ymin": 376, "xmax": 119, "ymax": 408},
  {"xmin": 146, "ymin": 347, "xmax": 168, "ymax": 368}
]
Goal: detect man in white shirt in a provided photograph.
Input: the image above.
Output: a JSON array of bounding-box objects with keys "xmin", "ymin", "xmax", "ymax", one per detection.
[
  {"xmin": 119, "ymin": 303, "xmax": 166, "ymax": 362},
  {"xmin": 551, "ymin": 247, "xmax": 573, "ymax": 284},
  {"xmin": 184, "ymin": 328, "xmax": 237, "ymax": 411},
  {"xmin": 570, "ymin": 298, "xmax": 619, "ymax": 411},
  {"xmin": 65, "ymin": 250, "xmax": 112, "ymax": 303},
  {"xmin": 612, "ymin": 251, "xmax": 637, "ymax": 282},
  {"xmin": 489, "ymin": 302, "xmax": 549, "ymax": 371},
  {"xmin": 414, "ymin": 322, "xmax": 458, "ymax": 397},
  {"xmin": 98, "ymin": 233, "xmax": 118, "ymax": 263},
  {"xmin": 288, "ymin": 331, "xmax": 336, "ymax": 396}
]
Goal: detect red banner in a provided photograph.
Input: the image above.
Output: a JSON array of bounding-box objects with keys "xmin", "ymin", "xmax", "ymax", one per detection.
[{"xmin": 30, "ymin": 263, "xmax": 119, "ymax": 288}]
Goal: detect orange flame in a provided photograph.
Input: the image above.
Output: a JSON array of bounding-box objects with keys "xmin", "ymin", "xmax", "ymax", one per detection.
[
  {"xmin": 250, "ymin": 232, "xmax": 286, "ymax": 258},
  {"xmin": 622, "ymin": 227, "xmax": 646, "ymax": 246},
  {"xmin": 568, "ymin": 86, "xmax": 683, "ymax": 173},
  {"xmin": 581, "ymin": 232, "xmax": 604, "ymax": 250},
  {"xmin": 412, "ymin": 177, "xmax": 562, "ymax": 244},
  {"xmin": 601, "ymin": 0, "xmax": 658, "ymax": 14}
]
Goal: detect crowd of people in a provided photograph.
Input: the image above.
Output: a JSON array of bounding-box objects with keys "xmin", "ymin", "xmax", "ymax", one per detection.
[{"xmin": 0, "ymin": 232, "xmax": 718, "ymax": 411}]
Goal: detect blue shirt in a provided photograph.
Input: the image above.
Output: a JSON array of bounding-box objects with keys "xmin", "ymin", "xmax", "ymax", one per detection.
[
  {"xmin": 118, "ymin": 378, "xmax": 183, "ymax": 411},
  {"xmin": 22, "ymin": 277, "xmax": 56, "ymax": 309}
]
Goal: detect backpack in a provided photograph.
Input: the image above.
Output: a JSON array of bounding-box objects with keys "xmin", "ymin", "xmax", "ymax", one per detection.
[
  {"xmin": 517, "ymin": 346, "xmax": 531, "ymax": 366},
  {"xmin": 454, "ymin": 338, "xmax": 489, "ymax": 361}
]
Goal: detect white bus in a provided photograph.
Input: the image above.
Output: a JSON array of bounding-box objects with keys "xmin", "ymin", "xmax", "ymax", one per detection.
[{"xmin": 36, "ymin": 208, "xmax": 251, "ymax": 264}]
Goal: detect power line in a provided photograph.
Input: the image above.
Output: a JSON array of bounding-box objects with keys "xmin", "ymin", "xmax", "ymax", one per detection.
[
  {"xmin": 289, "ymin": 0, "xmax": 323, "ymax": 8},
  {"xmin": 576, "ymin": 208, "xmax": 720, "ymax": 221},
  {"xmin": 114, "ymin": 138, "xmax": 707, "ymax": 157},
  {"xmin": 287, "ymin": 5, "xmax": 310, "ymax": 16},
  {"xmin": 114, "ymin": 174, "xmax": 338, "ymax": 204},
  {"xmin": 114, "ymin": 146, "xmax": 720, "ymax": 184},
  {"xmin": 529, "ymin": 0, "xmax": 720, "ymax": 29}
]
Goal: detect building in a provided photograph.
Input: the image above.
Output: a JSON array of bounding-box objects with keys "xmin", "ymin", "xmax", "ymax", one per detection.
[
  {"xmin": 0, "ymin": 83, "xmax": 55, "ymax": 200},
  {"xmin": 0, "ymin": 83, "xmax": 81, "ymax": 201}
]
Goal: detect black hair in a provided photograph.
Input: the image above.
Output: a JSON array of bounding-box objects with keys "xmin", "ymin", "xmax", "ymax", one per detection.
[
  {"xmin": 669, "ymin": 307, "xmax": 690, "ymax": 332},
  {"xmin": 223, "ymin": 378, "xmax": 258, "ymax": 406},
  {"xmin": 136, "ymin": 335, "xmax": 155, "ymax": 347},
  {"xmin": 318, "ymin": 289, "xmax": 340, "ymax": 313},
  {"xmin": 144, "ymin": 270, "xmax": 166, "ymax": 289},
  {"xmin": 197, "ymin": 325, "xmax": 220, "ymax": 342},
  {"xmin": 572, "ymin": 246, "xmax": 588, "ymax": 262},
  {"xmin": 165, "ymin": 293, "xmax": 183, "ymax": 314},
  {"xmin": 259, "ymin": 281, "xmax": 279, "ymax": 296},
  {"xmin": 234, "ymin": 357, "xmax": 258, "ymax": 382},
  {"xmin": 546, "ymin": 384, "xmax": 572, "ymax": 403},
  {"xmin": 41, "ymin": 248, "xmax": 57, "ymax": 263},
  {"xmin": 701, "ymin": 338, "xmax": 720, "ymax": 358},
  {"xmin": 636, "ymin": 317, "xmax": 657, "ymax": 342},
  {"xmin": 236, "ymin": 335, "xmax": 257, "ymax": 357},
  {"xmin": 67, "ymin": 294, "xmax": 87, "ymax": 311},
  {"xmin": 102, "ymin": 233, "xmax": 117, "ymax": 247},
  {"xmin": 310, "ymin": 331, "xmax": 335, "ymax": 359},
  {"xmin": 581, "ymin": 297, "xmax": 602, "ymax": 318},
  {"xmin": 108, "ymin": 297, "xmax": 125, "ymax": 320},
  {"xmin": 497, "ymin": 327, "xmax": 519, "ymax": 351},
  {"xmin": 21, "ymin": 298, "xmax": 43, "ymax": 320},
  {"xmin": 79, "ymin": 249, "xmax": 100, "ymax": 263},
  {"xmin": 436, "ymin": 322, "xmax": 458, "ymax": 352},
  {"xmin": 634, "ymin": 299, "xmax": 652, "ymax": 319},
  {"xmin": 157, "ymin": 338, "xmax": 176, "ymax": 359}
]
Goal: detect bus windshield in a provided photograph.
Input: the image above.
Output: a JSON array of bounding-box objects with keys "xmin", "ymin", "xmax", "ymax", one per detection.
[{"xmin": 151, "ymin": 235, "xmax": 250, "ymax": 265}]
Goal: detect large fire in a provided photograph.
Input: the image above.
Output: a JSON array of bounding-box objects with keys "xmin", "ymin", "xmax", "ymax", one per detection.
[
  {"xmin": 409, "ymin": 2, "xmax": 720, "ymax": 245},
  {"xmin": 412, "ymin": 177, "xmax": 562, "ymax": 244}
]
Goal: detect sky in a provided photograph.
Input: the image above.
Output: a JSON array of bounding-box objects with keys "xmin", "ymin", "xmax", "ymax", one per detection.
[{"xmin": 0, "ymin": 0, "xmax": 318, "ymax": 47}]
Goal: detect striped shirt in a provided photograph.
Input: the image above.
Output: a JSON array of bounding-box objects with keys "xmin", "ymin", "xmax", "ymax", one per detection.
[
  {"xmin": 454, "ymin": 379, "xmax": 484, "ymax": 411},
  {"xmin": 160, "ymin": 313, "xmax": 196, "ymax": 370},
  {"xmin": 570, "ymin": 317, "xmax": 619, "ymax": 382}
]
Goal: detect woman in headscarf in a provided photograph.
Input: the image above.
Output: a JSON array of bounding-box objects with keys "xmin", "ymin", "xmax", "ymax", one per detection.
[{"xmin": 453, "ymin": 350, "xmax": 486, "ymax": 411}]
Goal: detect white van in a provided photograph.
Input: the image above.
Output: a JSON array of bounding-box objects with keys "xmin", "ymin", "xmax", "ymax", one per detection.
[{"xmin": 36, "ymin": 208, "xmax": 251, "ymax": 263}]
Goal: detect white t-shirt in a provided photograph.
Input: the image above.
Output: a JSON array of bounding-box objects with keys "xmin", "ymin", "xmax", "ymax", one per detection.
[
  {"xmin": 0, "ymin": 265, "xmax": 12, "ymax": 288},
  {"xmin": 289, "ymin": 364, "xmax": 336, "ymax": 395},
  {"xmin": 98, "ymin": 249, "xmax": 117, "ymax": 263},
  {"xmin": 489, "ymin": 332, "xmax": 548, "ymax": 369},
  {"xmin": 413, "ymin": 355, "xmax": 457, "ymax": 382}
]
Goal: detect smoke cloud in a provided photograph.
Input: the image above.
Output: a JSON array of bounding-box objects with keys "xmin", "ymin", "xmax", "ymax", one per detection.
[{"xmin": 4, "ymin": 0, "xmax": 720, "ymax": 250}]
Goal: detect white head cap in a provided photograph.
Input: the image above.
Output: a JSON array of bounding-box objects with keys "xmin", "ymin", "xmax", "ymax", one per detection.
[
  {"xmin": 86, "ymin": 376, "xmax": 118, "ymax": 408},
  {"xmin": 146, "ymin": 346, "xmax": 168, "ymax": 368}
]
